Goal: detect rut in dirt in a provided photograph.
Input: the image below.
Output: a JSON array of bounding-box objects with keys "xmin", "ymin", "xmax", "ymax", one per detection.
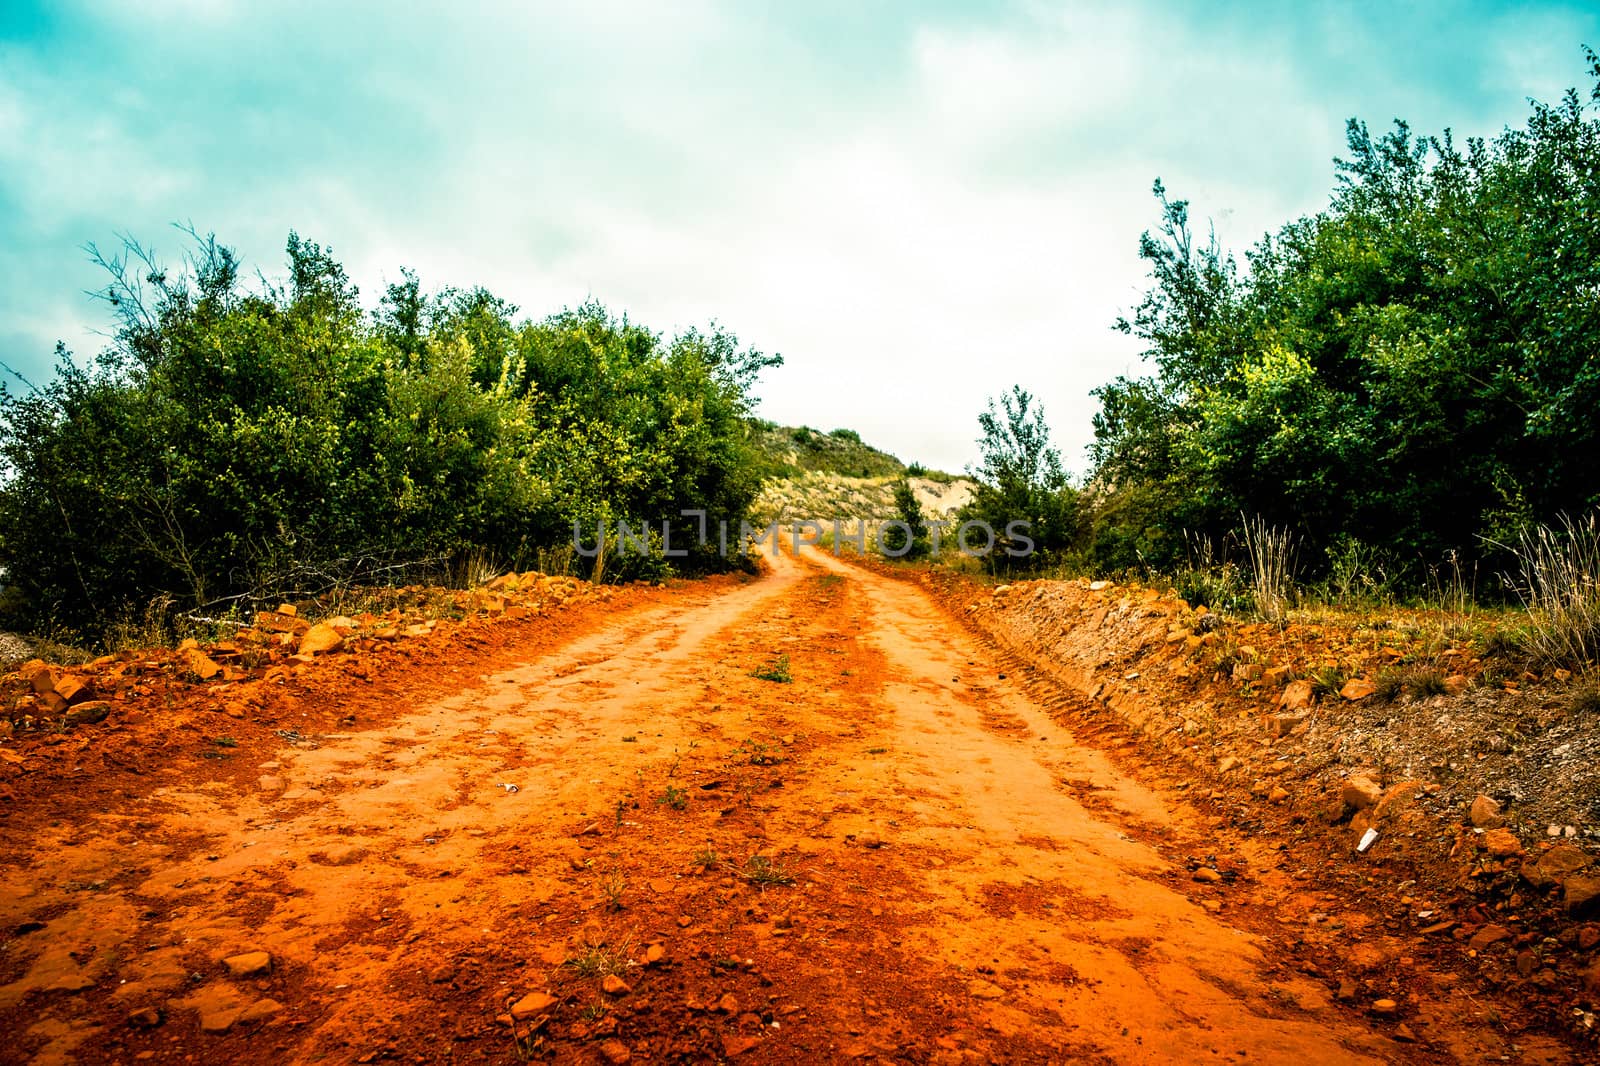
[{"xmin": 3, "ymin": 550, "xmax": 1446, "ymax": 1063}]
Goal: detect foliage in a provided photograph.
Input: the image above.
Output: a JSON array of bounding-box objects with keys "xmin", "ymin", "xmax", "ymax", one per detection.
[
  {"xmin": 960, "ymin": 386, "xmax": 1081, "ymax": 567},
  {"xmin": 1087, "ymin": 51, "xmax": 1600, "ymax": 584},
  {"xmin": 0, "ymin": 232, "xmax": 779, "ymax": 638},
  {"xmin": 881, "ymin": 479, "xmax": 929, "ymax": 558}
]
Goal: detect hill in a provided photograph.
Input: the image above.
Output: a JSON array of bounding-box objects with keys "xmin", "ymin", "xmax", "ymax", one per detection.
[{"xmin": 748, "ymin": 422, "xmax": 975, "ymax": 523}]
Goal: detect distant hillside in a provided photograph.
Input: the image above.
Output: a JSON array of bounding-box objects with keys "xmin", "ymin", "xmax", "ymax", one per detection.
[
  {"xmin": 748, "ymin": 422, "xmax": 975, "ymax": 523},
  {"xmin": 752, "ymin": 422, "xmax": 928, "ymax": 480}
]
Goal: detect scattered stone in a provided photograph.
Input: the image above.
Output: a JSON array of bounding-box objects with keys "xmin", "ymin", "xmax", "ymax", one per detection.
[
  {"xmin": 1467, "ymin": 925, "xmax": 1510, "ymax": 952},
  {"xmin": 1443, "ymin": 674, "xmax": 1470, "ymax": 695},
  {"xmin": 1341, "ymin": 775, "xmax": 1382, "ymax": 812},
  {"xmin": 1339, "ymin": 678, "xmax": 1376, "ymax": 701},
  {"xmin": 180, "ymin": 647, "xmax": 222, "ymax": 681},
  {"xmin": 1481, "ymin": 828, "xmax": 1523, "ymax": 858},
  {"xmin": 1373, "ymin": 780, "xmax": 1425, "ymax": 822},
  {"xmin": 510, "ymin": 992, "xmax": 557, "ymax": 1020},
  {"xmin": 1278, "ymin": 679, "xmax": 1314, "ymax": 711},
  {"xmin": 1565, "ymin": 874, "xmax": 1600, "ymax": 917},
  {"xmin": 1192, "ymin": 867, "xmax": 1223, "ymax": 883},
  {"xmin": 1581, "ymin": 960, "xmax": 1600, "ymax": 998},
  {"xmin": 1522, "ymin": 843, "xmax": 1589, "ymax": 888},
  {"xmin": 257, "ymin": 775, "xmax": 286, "ymax": 793},
  {"xmin": 127, "ymin": 1007, "xmax": 163, "ymax": 1028},
  {"xmin": 720, "ymin": 1034, "xmax": 759, "ymax": 1057},
  {"xmin": 599, "ymin": 1039, "xmax": 632, "ymax": 1064},
  {"xmin": 968, "ymin": 978, "xmax": 1005, "ymax": 1000},
  {"xmin": 297, "ymin": 623, "xmax": 345, "ymax": 656},
  {"xmin": 1268, "ymin": 786, "xmax": 1290, "ymax": 804},
  {"xmin": 221, "ymin": 951, "xmax": 272, "ymax": 978},
  {"xmin": 645, "ymin": 943, "xmax": 666, "ymax": 965},
  {"xmin": 199, "ymin": 1007, "xmax": 241, "ymax": 1033},
  {"xmin": 1469, "ymin": 795, "xmax": 1505, "ymax": 829},
  {"xmin": 601, "ymin": 974, "xmax": 631, "ymax": 996},
  {"xmin": 47, "ymin": 974, "xmax": 94, "ymax": 993},
  {"xmin": 716, "ymin": 993, "xmax": 739, "ymax": 1014},
  {"xmin": 64, "ymin": 700, "xmax": 112, "ymax": 726},
  {"xmin": 1370, "ymin": 998, "xmax": 1398, "ymax": 1016},
  {"xmin": 237, "ymin": 999, "xmax": 282, "ymax": 1024},
  {"xmin": 1217, "ymin": 756, "xmax": 1239, "ymax": 773},
  {"xmin": 1393, "ymin": 1024, "xmax": 1417, "ymax": 1042}
]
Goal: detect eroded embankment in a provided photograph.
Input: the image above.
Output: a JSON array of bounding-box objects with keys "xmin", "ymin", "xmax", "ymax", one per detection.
[{"xmin": 891, "ymin": 568, "xmax": 1600, "ymax": 1050}]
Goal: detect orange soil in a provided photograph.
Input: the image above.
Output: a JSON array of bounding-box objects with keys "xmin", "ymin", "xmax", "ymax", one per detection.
[{"xmin": 0, "ymin": 550, "xmax": 1583, "ymax": 1063}]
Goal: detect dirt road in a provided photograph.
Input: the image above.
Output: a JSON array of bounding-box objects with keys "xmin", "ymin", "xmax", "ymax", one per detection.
[{"xmin": 1, "ymin": 550, "xmax": 1488, "ymax": 1062}]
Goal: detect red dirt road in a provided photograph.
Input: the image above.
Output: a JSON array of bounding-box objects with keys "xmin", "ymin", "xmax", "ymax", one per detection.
[{"xmin": 0, "ymin": 550, "xmax": 1543, "ymax": 1063}]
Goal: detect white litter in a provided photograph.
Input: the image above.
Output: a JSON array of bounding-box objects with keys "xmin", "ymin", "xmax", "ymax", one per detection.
[{"xmin": 1356, "ymin": 828, "xmax": 1379, "ymax": 853}]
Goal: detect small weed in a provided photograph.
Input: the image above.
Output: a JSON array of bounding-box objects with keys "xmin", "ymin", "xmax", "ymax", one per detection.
[
  {"xmin": 598, "ymin": 868, "xmax": 626, "ymax": 911},
  {"xmin": 580, "ymin": 1002, "xmax": 608, "ymax": 1022},
  {"xmin": 1374, "ymin": 668, "xmax": 1406, "ymax": 703},
  {"xmin": 742, "ymin": 739, "xmax": 784, "ymax": 766},
  {"xmin": 740, "ymin": 854, "xmax": 795, "ymax": 889},
  {"xmin": 659, "ymin": 785, "xmax": 689, "ymax": 811},
  {"xmin": 563, "ymin": 940, "xmax": 633, "ymax": 979},
  {"xmin": 752, "ymin": 654, "xmax": 793, "ymax": 683},
  {"xmin": 210, "ymin": 736, "xmax": 238, "ymax": 748},
  {"xmin": 1405, "ymin": 666, "xmax": 1448, "ymax": 699},
  {"xmin": 866, "ymin": 746, "xmax": 888, "ymax": 755},
  {"xmin": 1568, "ymin": 676, "xmax": 1600, "ymax": 716},
  {"xmin": 1309, "ymin": 665, "xmax": 1349, "ymax": 699},
  {"xmin": 692, "ymin": 847, "xmax": 720, "ymax": 871}
]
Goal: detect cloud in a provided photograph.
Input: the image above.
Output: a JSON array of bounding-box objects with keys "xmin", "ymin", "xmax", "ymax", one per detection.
[{"xmin": 1, "ymin": 0, "xmax": 1594, "ymax": 473}]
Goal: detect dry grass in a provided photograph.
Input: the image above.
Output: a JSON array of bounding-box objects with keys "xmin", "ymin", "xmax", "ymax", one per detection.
[
  {"xmin": 1241, "ymin": 515, "xmax": 1298, "ymax": 625},
  {"xmin": 1503, "ymin": 514, "xmax": 1600, "ymax": 667}
]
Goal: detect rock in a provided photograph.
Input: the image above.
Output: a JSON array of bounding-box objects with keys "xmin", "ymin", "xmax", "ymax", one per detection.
[
  {"xmin": 1192, "ymin": 867, "xmax": 1223, "ymax": 883},
  {"xmin": 1339, "ymin": 678, "xmax": 1376, "ymax": 701},
  {"xmin": 1393, "ymin": 1024, "xmax": 1418, "ymax": 1042},
  {"xmin": 1515, "ymin": 950, "xmax": 1538, "ymax": 976},
  {"xmin": 64, "ymin": 700, "xmax": 112, "ymax": 726},
  {"xmin": 237, "ymin": 999, "xmax": 282, "ymax": 1024},
  {"xmin": 1467, "ymin": 924, "xmax": 1510, "ymax": 952},
  {"xmin": 199, "ymin": 1007, "xmax": 241, "ymax": 1033},
  {"xmin": 1232, "ymin": 662, "xmax": 1264, "ymax": 682},
  {"xmin": 1565, "ymin": 874, "xmax": 1600, "ymax": 917},
  {"xmin": 1374, "ymin": 781, "xmax": 1425, "ymax": 821},
  {"xmin": 599, "ymin": 1039, "xmax": 632, "ymax": 1064},
  {"xmin": 968, "ymin": 978, "xmax": 1005, "ymax": 999},
  {"xmin": 221, "ymin": 951, "xmax": 272, "ymax": 977},
  {"xmin": 127, "ymin": 1007, "xmax": 164, "ymax": 1028},
  {"xmin": 1523, "ymin": 844, "xmax": 1590, "ymax": 888},
  {"xmin": 511, "ymin": 992, "xmax": 558, "ymax": 1021},
  {"xmin": 1469, "ymin": 795, "xmax": 1505, "ymax": 829},
  {"xmin": 53, "ymin": 675, "xmax": 94, "ymax": 705},
  {"xmin": 1370, "ymin": 998, "xmax": 1398, "ymax": 1015},
  {"xmin": 1278, "ymin": 679, "xmax": 1314, "ymax": 711},
  {"xmin": 1581, "ymin": 960, "xmax": 1600, "ymax": 998},
  {"xmin": 1481, "ymin": 828, "xmax": 1523, "ymax": 858},
  {"xmin": 47, "ymin": 974, "xmax": 94, "ymax": 993},
  {"xmin": 601, "ymin": 974, "xmax": 631, "ymax": 996},
  {"xmin": 1268, "ymin": 786, "xmax": 1290, "ymax": 803},
  {"xmin": 1443, "ymin": 674, "xmax": 1470, "ymax": 695},
  {"xmin": 181, "ymin": 647, "xmax": 222, "ymax": 681},
  {"xmin": 1217, "ymin": 756, "xmax": 1240, "ymax": 773},
  {"xmin": 25, "ymin": 662, "xmax": 60, "ymax": 695},
  {"xmin": 255, "ymin": 610, "xmax": 308, "ymax": 635},
  {"xmin": 297, "ymin": 623, "xmax": 345, "ymax": 656},
  {"xmin": 1341, "ymin": 775, "xmax": 1383, "ymax": 812},
  {"xmin": 716, "ymin": 993, "xmax": 739, "ymax": 1014},
  {"xmin": 645, "ymin": 943, "xmax": 666, "ymax": 965},
  {"xmin": 1265, "ymin": 712, "xmax": 1306, "ymax": 738},
  {"xmin": 257, "ymin": 775, "xmax": 286, "ymax": 793},
  {"xmin": 721, "ymin": 1034, "xmax": 759, "ymax": 1057}
]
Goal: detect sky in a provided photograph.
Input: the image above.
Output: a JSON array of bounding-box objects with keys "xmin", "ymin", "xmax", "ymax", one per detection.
[{"xmin": 1, "ymin": 0, "xmax": 1596, "ymax": 474}]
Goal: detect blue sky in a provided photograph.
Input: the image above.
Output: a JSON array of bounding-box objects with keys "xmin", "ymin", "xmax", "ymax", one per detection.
[{"xmin": 1, "ymin": 0, "xmax": 1595, "ymax": 472}]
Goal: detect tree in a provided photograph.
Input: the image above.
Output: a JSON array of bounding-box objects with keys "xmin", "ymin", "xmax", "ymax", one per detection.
[{"xmin": 962, "ymin": 386, "xmax": 1080, "ymax": 565}]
